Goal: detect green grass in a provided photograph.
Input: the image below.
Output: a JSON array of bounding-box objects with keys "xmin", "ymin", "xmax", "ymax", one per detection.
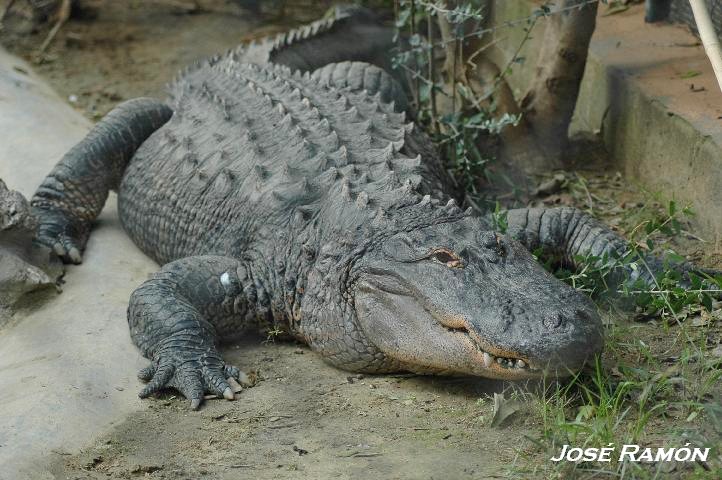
[{"xmin": 507, "ymin": 317, "xmax": 721, "ymax": 479}]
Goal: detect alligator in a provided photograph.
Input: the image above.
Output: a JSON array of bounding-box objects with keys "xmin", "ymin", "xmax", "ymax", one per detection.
[{"xmin": 28, "ymin": 12, "xmax": 717, "ymax": 410}]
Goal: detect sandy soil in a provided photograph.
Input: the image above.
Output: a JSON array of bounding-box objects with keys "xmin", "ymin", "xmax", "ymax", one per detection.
[
  {"xmin": 1, "ymin": 0, "xmax": 336, "ymax": 120},
  {"xmin": 47, "ymin": 339, "xmax": 532, "ymax": 479},
  {"xmin": 2, "ymin": 1, "xmax": 720, "ymax": 479}
]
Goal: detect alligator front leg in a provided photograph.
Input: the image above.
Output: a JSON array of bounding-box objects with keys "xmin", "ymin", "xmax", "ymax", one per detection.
[
  {"xmin": 502, "ymin": 207, "xmax": 720, "ymax": 288},
  {"xmin": 128, "ymin": 255, "xmax": 264, "ymax": 410},
  {"xmin": 31, "ymin": 98, "xmax": 172, "ymax": 263}
]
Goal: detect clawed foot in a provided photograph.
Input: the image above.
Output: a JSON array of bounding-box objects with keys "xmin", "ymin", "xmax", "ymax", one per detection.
[
  {"xmin": 32, "ymin": 207, "xmax": 88, "ymax": 264},
  {"xmin": 137, "ymin": 346, "xmax": 249, "ymax": 410}
]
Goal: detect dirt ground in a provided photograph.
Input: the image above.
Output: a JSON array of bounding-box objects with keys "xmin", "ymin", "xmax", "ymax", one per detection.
[
  {"xmin": 48, "ymin": 339, "xmax": 528, "ymax": 479},
  {"xmin": 2, "ymin": 1, "xmax": 720, "ymax": 479},
  {"xmin": 1, "ymin": 0, "xmax": 339, "ymax": 120}
]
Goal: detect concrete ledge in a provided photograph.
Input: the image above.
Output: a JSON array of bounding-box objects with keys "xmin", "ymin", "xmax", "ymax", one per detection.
[
  {"xmin": 0, "ymin": 48, "xmax": 158, "ymax": 479},
  {"xmin": 488, "ymin": 1, "xmax": 722, "ymax": 242}
]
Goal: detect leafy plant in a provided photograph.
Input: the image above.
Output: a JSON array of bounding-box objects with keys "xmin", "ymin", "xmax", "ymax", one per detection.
[
  {"xmin": 392, "ymin": 0, "xmax": 525, "ymax": 207},
  {"xmin": 552, "ymin": 200, "xmax": 721, "ymax": 321}
]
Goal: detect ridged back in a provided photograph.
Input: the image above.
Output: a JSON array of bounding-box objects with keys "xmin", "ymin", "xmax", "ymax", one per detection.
[{"xmin": 118, "ymin": 62, "xmax": 448, "ymax": 264}]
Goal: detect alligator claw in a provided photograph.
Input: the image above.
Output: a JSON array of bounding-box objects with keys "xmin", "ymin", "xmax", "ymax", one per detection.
[
  {"xmin": 51, "ymin": 240, "xmax": 82, "ymax": 264},
  {"xmin": 137, "ymin": 364, "xmax": 156, "ymax": 382},
  {"xmin": 227, "ymin": 377, "xmax": 243, "ymax": 393},
  {"xmin": 223, "ymin": 387, "xmax": 235, "ymax": 400},
  {"xmin": 33, "ymin": 207, "xmax": 88, "ymax": 264},
  {"xmin": 137, "ymin": 349, "xmax": 245, "ymax": 410}
]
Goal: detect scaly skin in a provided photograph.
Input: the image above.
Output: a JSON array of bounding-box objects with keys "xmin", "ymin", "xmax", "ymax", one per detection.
[{"xmin": 31, "ymin": 17, "xmax": 719, "ymax": 410}]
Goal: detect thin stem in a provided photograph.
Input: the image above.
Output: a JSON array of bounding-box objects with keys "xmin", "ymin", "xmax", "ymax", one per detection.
[
  {"xmin": 452, "ymin": 36, "xmax": 458, "ymax": 117},
  {"xmin": 427, "ymin": 12, "xmax": 439, "ymax": 135},
  {"xmin": 410, "ymin": 0, "xmax": 420, "ymax": 110}
]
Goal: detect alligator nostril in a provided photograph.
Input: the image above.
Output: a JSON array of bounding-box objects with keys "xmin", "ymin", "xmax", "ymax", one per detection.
[{"xmin": 543, "ymin": 313, "xmax": 564, "ymax": 329}]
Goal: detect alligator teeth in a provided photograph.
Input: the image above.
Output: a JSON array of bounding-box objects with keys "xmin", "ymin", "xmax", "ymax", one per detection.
[
  {"xmin": 464, "ymin": 336, "xmax": 529, "ymax": 370},
  {"xmin": 482, "ymin": 352, "xmax": 493, "ymax": 368},
  {"xmin": 480, "ymin": 352, "xmax": 529, "ymax": 369}
]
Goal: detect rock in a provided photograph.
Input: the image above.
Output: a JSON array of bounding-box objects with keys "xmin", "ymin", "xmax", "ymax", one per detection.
[{"xmin": 0, "ymin": 178, "xmax": 62, "ymax": 322}]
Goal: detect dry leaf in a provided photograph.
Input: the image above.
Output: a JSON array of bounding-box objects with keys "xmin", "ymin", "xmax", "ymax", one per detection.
[{"xmin": 490, "ymin": 393, "xmax": 523, "ymax": 428}]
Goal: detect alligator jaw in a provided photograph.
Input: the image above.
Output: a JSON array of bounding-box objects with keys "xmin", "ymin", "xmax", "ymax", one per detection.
[{"xmin": 439, "ymin": 322, "xmax": 541, "ymax": 379}]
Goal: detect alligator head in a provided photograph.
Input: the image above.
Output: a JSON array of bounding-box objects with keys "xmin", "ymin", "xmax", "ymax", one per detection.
[{"xmin": 352, "ymin": 217, "xmax": 604, "ymax": 379}]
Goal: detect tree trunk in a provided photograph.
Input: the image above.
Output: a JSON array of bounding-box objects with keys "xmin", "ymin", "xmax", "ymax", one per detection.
[
  {"xmin": 432, "ymin": 0, "xmax": 598, "ymax": 174},
  {"xmin": 520, "ymin": 0, "xmax": 598, "ymax": 166},
  {"xmin": 435, "ymin": 1, "xmax": 522, "ymax": 128}
]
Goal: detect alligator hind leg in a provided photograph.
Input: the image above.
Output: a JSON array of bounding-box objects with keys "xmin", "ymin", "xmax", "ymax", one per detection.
[
  {"xmin": 129, "ymin": 255, "xmax": 265, "ymax": 410},
  {"xmin": 501, "ymin": 207, "xmax": 721, "ymax": 289},
  {"xmin": 31, "ymin": 98, "xmax": 172, "ymax": 263}
]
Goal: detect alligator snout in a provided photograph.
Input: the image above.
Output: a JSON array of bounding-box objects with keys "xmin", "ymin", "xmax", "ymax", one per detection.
[{"xmin": 472, "ymin": 287, "xmax": 603, "ymax": 376}]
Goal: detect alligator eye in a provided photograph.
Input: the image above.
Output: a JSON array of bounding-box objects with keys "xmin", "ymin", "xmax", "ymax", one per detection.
[{"xmin": 430, "ymin": 249, "xmax": 463, "ymax": 268}]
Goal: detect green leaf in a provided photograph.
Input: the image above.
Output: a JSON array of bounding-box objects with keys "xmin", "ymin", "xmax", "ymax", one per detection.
[
  {"xmin": 701, "ymin": 293, "xmax": 713, "ymax": 312},
  {"xmin": 576, "ymin": 404, "xmax": 595, "ymax": 422},
  {"xmin": 419, "ymin": 82, "xmax": 431, "ymax": 102},
  {"xmin": 687, "ymin": 272, "xmax": 702, "ymax": 289},
  {"xmin": 637, "ymin": 292, "xmax": 652, "ymax": 307},
  {"xmin": 680, "ymin": 70, "xmax": 702, "ymax": 79},
  {"xmin": 668, "ymin": 200, "xmax": 677, "ymax": 217},
  {"xmin": 603, "ymin": 5, "xmax": 630, "ymax": 16},
  {"xmin": 395, "ymin": 9, "xmax": 410, "ymax": 28},
  {"xmin": 467, "ymin": 112, "xmax": 486, "ymax": 124},
  {"xmin": 666, "ymin": 252, "xmax": 685, "ymax": 264},
  {"xmin": 490, "ymin": 393, "xmax": 523, "ymax": 428}
]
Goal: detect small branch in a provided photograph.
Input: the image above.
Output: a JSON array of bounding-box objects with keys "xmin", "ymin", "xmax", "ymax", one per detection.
[
  {"xmin": 435, "ymin": 0, "xmax": 597, "ymax": 47},
  {"xmin": 476, "ymin": 14, "xmax": 541, "ymax": 104},
  {"xmin": 38, "ymin": 0, "xmax": 72, "ymax": 55},
  {"xmin": 397, "ymin": 62, "xmax": 448, "ymax": 93},
  {"xmin": 427, "ymin": 12, "xmax": 439, "ymax": 134},
  {"xmin": 410, "ymin": 0, "xmax": 420, "ymax": 110},
  {"xmin": 0, "ymin": 0, "xmax": 17, "ymax": 29},
  {"xmin": 466, "ymin": 34, "xmax": 506, "ymax": 67},
  {"xmin": 452, "ymin": 37, "xmax": 458, "ymax": 120}
]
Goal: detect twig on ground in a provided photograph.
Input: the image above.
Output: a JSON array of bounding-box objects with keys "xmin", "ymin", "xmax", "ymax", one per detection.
[
  {"xmin": 0, "ymin": 0, "xmax": 18, "ymax": 30},
  {"xmin": 37, "ymin": 0, "xmax": 72, "ymax": 55}
]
